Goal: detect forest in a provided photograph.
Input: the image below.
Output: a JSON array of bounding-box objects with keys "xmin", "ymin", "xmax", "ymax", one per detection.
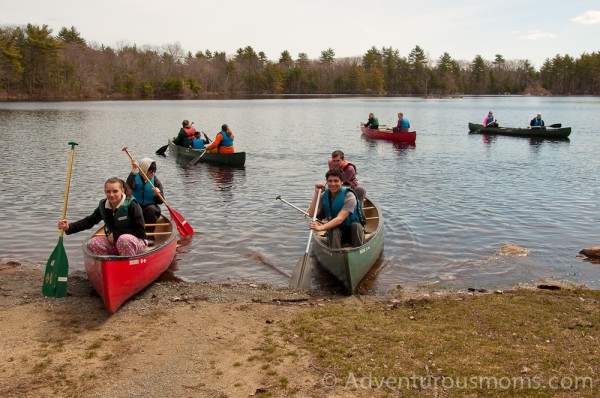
[{"xmin": 1, "ymin": 24, "xmax": 599, "ymax": 100}]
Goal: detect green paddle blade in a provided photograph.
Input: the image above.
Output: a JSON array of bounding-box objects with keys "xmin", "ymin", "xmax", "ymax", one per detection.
[{"xmin": 42, "ymin": 236, "xmax": 69, "ymax": 297}]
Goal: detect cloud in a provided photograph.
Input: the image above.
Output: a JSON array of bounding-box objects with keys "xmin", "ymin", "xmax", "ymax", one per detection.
[
  {"xmin": 571, "ymin": 10, "xmax": 600, "ymax": 24},
  {"xmin": 519, "ymin": 30, "xmax": 556, "ymax": 40}
]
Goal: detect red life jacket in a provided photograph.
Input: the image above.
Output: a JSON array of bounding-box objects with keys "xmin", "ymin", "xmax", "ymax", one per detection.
[{"xmin": 183, "ymin": 126, "xmax": 196, "ymax": 140}]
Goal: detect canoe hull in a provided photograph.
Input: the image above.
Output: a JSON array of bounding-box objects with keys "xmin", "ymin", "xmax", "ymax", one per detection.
[
  {"xmin": 312, "ymin": 198, "xmax": 384, "ymax": 293},
  {"xmin": 361, "ymin": 125, "xmax": 417, "ymax": 143},
  {"xmin": 168, "ymin": 139, "xmax": 246, "ymax": 167},
  {"xmin": 468, "ymin": 123, "xmax": 571, "ymax": 139},
  {"xmin": 84, "ymin": 216, "xmax": 177, "ymax": 313}
]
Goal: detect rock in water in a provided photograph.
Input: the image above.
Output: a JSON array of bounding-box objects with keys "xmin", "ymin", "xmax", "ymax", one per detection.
[{"xmin": 496, "ymin": 245, "xmax": 530, "ymax": 257}]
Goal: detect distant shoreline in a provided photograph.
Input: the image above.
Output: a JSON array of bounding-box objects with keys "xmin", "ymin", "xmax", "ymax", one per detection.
[{"xmin": 1, "ymin": 93, "xmax": 594, "ymax": 103}]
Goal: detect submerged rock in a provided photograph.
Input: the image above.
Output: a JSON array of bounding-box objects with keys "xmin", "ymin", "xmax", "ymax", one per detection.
[{"xmin": 496, "ymin": 245, "xmax": 530, "ymax": 257}]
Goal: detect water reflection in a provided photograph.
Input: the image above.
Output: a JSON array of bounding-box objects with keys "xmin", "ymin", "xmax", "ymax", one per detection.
[
  {"xmin": 481, "ymin": 134, "xmax": 498, "ymax": 146},
  {"xmin": 360, "ymin": 134, "xmax": 417, "ymax": 157},
  {"xmin": 207, "ymin": 165, "xmax": 240, "ymax": 191},
  {"xmin": 392, "ymin": 141, "xmax": 416, "ymax": 155}
]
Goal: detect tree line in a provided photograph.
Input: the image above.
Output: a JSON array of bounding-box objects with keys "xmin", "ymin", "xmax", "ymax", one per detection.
[{"xmin": 1, "ymin": 23, "xmax": 599, "ymax": 100}]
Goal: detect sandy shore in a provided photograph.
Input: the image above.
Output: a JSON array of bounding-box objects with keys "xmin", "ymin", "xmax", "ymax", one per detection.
[{"xmin": 0, "ymin": 261, "xmax": 402, "ymax": 397}]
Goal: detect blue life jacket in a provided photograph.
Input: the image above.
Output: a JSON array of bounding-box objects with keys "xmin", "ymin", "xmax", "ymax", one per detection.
[
  {"xmin": 97, "ymin": 198, "xmax": 134, "ymax": 235},
  {"xmin": 192, "ymin": 138, "xmax": 205, "ymax": 149},
  {"xmin": 532, "ymin": 118, "xmax": 544, "ymax": 127},
  {"xmin": 219, "ymin": 131, "xmax": 234, "ymax": 147},
  {"xmin": 323, "ymin": 187, "xmax": 363, "ymax": 228},
  {"xmin": 400, "ymin": 118, "xmax": 410, "ymax": 129},
  {"xmin": 132, "ymin": 174, "xmax": 156, "ymax": 205}
]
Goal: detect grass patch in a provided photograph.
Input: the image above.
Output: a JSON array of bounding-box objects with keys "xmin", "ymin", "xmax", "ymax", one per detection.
[
  {"xmin": 87, "ymin": 339, "xmax": 103, "ymax": 350},
  {"xmin": 288, "ymin": 288, "xmax": 600, "ymax": 397},
  {"xmin": 29, "ymin": 358, "xmax": 52, "ymax": 374}
]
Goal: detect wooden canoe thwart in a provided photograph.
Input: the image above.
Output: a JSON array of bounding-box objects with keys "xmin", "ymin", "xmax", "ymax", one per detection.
[
  {"xmin": 468, "ymin": 123, "xmax": 571, "ymax": 139},
  {"xmin": 312, "ymin": 198, "xmax": 384, "ymax": 293},
  {"xmin": 168, "ymin": 139, "xmax": 246, "ymax": 167},
  {"xmin": 361, "ymin": 125, "xmax": 417, "ymax": 143},
  {"xmin": 84, "ymin": 215, "xmax": 177, "ymax": 313}
]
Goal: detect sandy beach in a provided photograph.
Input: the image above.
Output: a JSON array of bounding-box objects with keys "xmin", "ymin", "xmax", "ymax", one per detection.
[
  {"xmin": 0, "ymin": 261, "xmax": 377, "ymax": 397},
  {"xmin": 2, "ymin": 260, "xmax": 598, "ymax": 398}
]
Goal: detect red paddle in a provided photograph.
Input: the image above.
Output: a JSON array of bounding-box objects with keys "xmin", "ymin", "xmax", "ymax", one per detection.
[{"xmin": 122, "ymin": 147, "xmax": 194, "ymax": 238}]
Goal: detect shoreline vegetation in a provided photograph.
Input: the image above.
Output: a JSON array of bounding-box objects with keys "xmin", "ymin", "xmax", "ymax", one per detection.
[
  {"xmin": 1, "ymin": 24, "xmax": 599, "ymax": 102},
  {"xmin": 1, "ymin": 260, "xmax": 598, "ymax": 397}
]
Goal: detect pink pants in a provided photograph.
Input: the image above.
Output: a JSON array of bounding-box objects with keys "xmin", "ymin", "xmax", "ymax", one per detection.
[{"xmin": 86, "ymin": 234, "xmax": 146, "ymax": 256}]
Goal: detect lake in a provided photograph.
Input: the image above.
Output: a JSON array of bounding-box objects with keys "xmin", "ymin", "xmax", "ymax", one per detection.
[{"xmin": 1, "ymin": 96, "xmax": 599, "ymax": 293}]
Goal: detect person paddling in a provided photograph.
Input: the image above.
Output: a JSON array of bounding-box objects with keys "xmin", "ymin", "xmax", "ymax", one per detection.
[
  {"xmin": 363, "ymin": 112, "xmax": 379, "ymax": 129},
  {"xmin": 126, "ymin": 157, "xmax": 164, "ymax": 242},
  {"xmin": 205, "ymin": 124, "xmax": 235, "ymax": 154},
  {"xmin": 530, "ymin": 113, "xmax": 545, "ymax": 127},
  {"xmin": 174, "ymin": 119, "xmax": 196, "ymax": 147},
  {"xmin": 394, "ymin": 112, "xmax": 410, "ymax": 132},
  {"xmin": 484, "ymin": 111, "xmax": 498, "ymax": 127}
]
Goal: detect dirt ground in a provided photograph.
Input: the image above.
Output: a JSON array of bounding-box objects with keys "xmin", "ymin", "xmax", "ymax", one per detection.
[{"xmin": 0, "ymin": 260, "xmax": 409, "ymax": 398}]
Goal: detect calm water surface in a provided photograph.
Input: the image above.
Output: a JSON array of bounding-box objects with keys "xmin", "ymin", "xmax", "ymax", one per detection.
[{"xmin": 1, "ymin": 97, "xmax": 599, "ymax": 293}]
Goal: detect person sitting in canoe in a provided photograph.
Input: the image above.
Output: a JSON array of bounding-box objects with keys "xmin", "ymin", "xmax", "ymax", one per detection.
[
  {"xmin": 484, "ymin": 111, "xmax": 499, "ymax": 127},
  {"xmin": 191, "ymin": 131, "xmax": 207, "ymax": 149},
  {"xmin": 393, "ymin": 112, "xmax": 410, "ymax": 133},
  {"xmin": 363, "ymin": 112, "xmax": 379, "ymax": 130},
  {"xmin": 126, "ymin": 157, "xmax": 164, "ymax": 241},
  {"xmin": 57, "ymin": 177, "xmax": 147, "ymax": 256},
  {"xmin": 530, "ymin": 113, "xmax": 545, "ymax": 127},
  {"xmin": 173, "ymin": 119, "xmax": 196, "ymax": 148},
  {"xmin": 307, "ymin": 169, "xmax": 365, "ymax": 249},
  {"xmin": 205, "ymin": 124, "xmax": 235, "ymax": 154},
  {"xmin": 328, "ymin": 150, "xmax": 366, "ymax": 203}
]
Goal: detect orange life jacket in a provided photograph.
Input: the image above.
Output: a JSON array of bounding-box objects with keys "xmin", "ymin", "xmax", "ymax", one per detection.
[{"xmin": 183, "ymin": 126, "xmax": 196, "ymax": 140}]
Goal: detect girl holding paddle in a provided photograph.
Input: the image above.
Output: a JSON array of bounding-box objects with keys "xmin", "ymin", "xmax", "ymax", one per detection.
[{"xmin": 57, "ymin": 177, "xmax": 147, "ymax": 256}]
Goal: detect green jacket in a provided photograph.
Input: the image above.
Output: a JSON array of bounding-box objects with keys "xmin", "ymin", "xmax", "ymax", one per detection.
[{"xmin": 174, "ymin": 128, "xmax": 192, "ymax": 147}]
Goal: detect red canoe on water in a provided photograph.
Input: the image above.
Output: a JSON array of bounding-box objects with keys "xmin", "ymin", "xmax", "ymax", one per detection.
[
  {"xmin": 360, "ymin": 125, "xmax": 417, "ymax": 143},
  {"xmin": 84, "ymin": 215, "xmax": 177, "ymax": 313}
]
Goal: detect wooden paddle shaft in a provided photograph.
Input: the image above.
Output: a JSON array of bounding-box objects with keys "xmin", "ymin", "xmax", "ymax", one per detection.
[
  {"xmin": 122, "ymin": 147, "xmax": 169, "ymax": 207},
  {"xmin": 60, "ymin": 142, "xmax": 79, "ymax": 237},
  {"xmin": 304, "ymin": 188, "xmax": 323, "ymax": 254}
]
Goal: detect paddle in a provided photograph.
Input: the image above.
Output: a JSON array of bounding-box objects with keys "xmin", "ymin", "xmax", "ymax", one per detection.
[
  {"xmin": 43, "ymin": 141, "xmax": 78, "ymax": 297},
  {"xmin": 290, "ymin": 187, "xmax": 323, "ymax": 289},
  {"xmin": 531, "ymin": 123, "xmax": 560, "ymax": 129},
  {"xmin": 188, "ymin": 150, "xmax": 207, "ymax": 166},
  {"xmin": 276, "ymin": 195, "xmax": 324, "ymax": 224},
  {"xmin": 122, "ymin": 147, "xmax": 194, "ymax": 238},
  {"xmin": 203, "ymin": 132, "xmax": 212, "ymax": 143},
  {"xmin": 156, "ymin": 143, "xmax": 168, "ymax": 156}
]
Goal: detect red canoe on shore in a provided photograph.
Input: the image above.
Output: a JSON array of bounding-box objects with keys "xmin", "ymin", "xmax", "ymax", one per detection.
[
  {"xmin": 84, "ymin": 215, "xmax": 177, "ymax": 313},
  {"xmin": 360, "ymin": 125, "xmax": 417, "ymax": 143}
]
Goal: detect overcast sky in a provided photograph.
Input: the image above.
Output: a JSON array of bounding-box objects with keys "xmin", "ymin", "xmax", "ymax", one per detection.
[{"xmin": 2, "ymin": 0, "xmax": 599, "ymax": 68}]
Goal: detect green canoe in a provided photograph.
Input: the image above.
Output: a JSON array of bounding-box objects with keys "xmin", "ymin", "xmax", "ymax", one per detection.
[
  {"xmin": 468, "ymin": 123, "xmax": 571, "ymax": 139},
  {"xmin": 312, "ymin": 198, "xmax": 384, "ymax": 293},
  {"xmin": 167, "ymin": 139, "xmax": 246, "ymax": 167}
]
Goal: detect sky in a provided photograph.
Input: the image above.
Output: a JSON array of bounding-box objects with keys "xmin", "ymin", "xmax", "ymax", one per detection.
[{"xmin": 1, "ymin": 0, "xmax": 599, "ymax": 69}]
